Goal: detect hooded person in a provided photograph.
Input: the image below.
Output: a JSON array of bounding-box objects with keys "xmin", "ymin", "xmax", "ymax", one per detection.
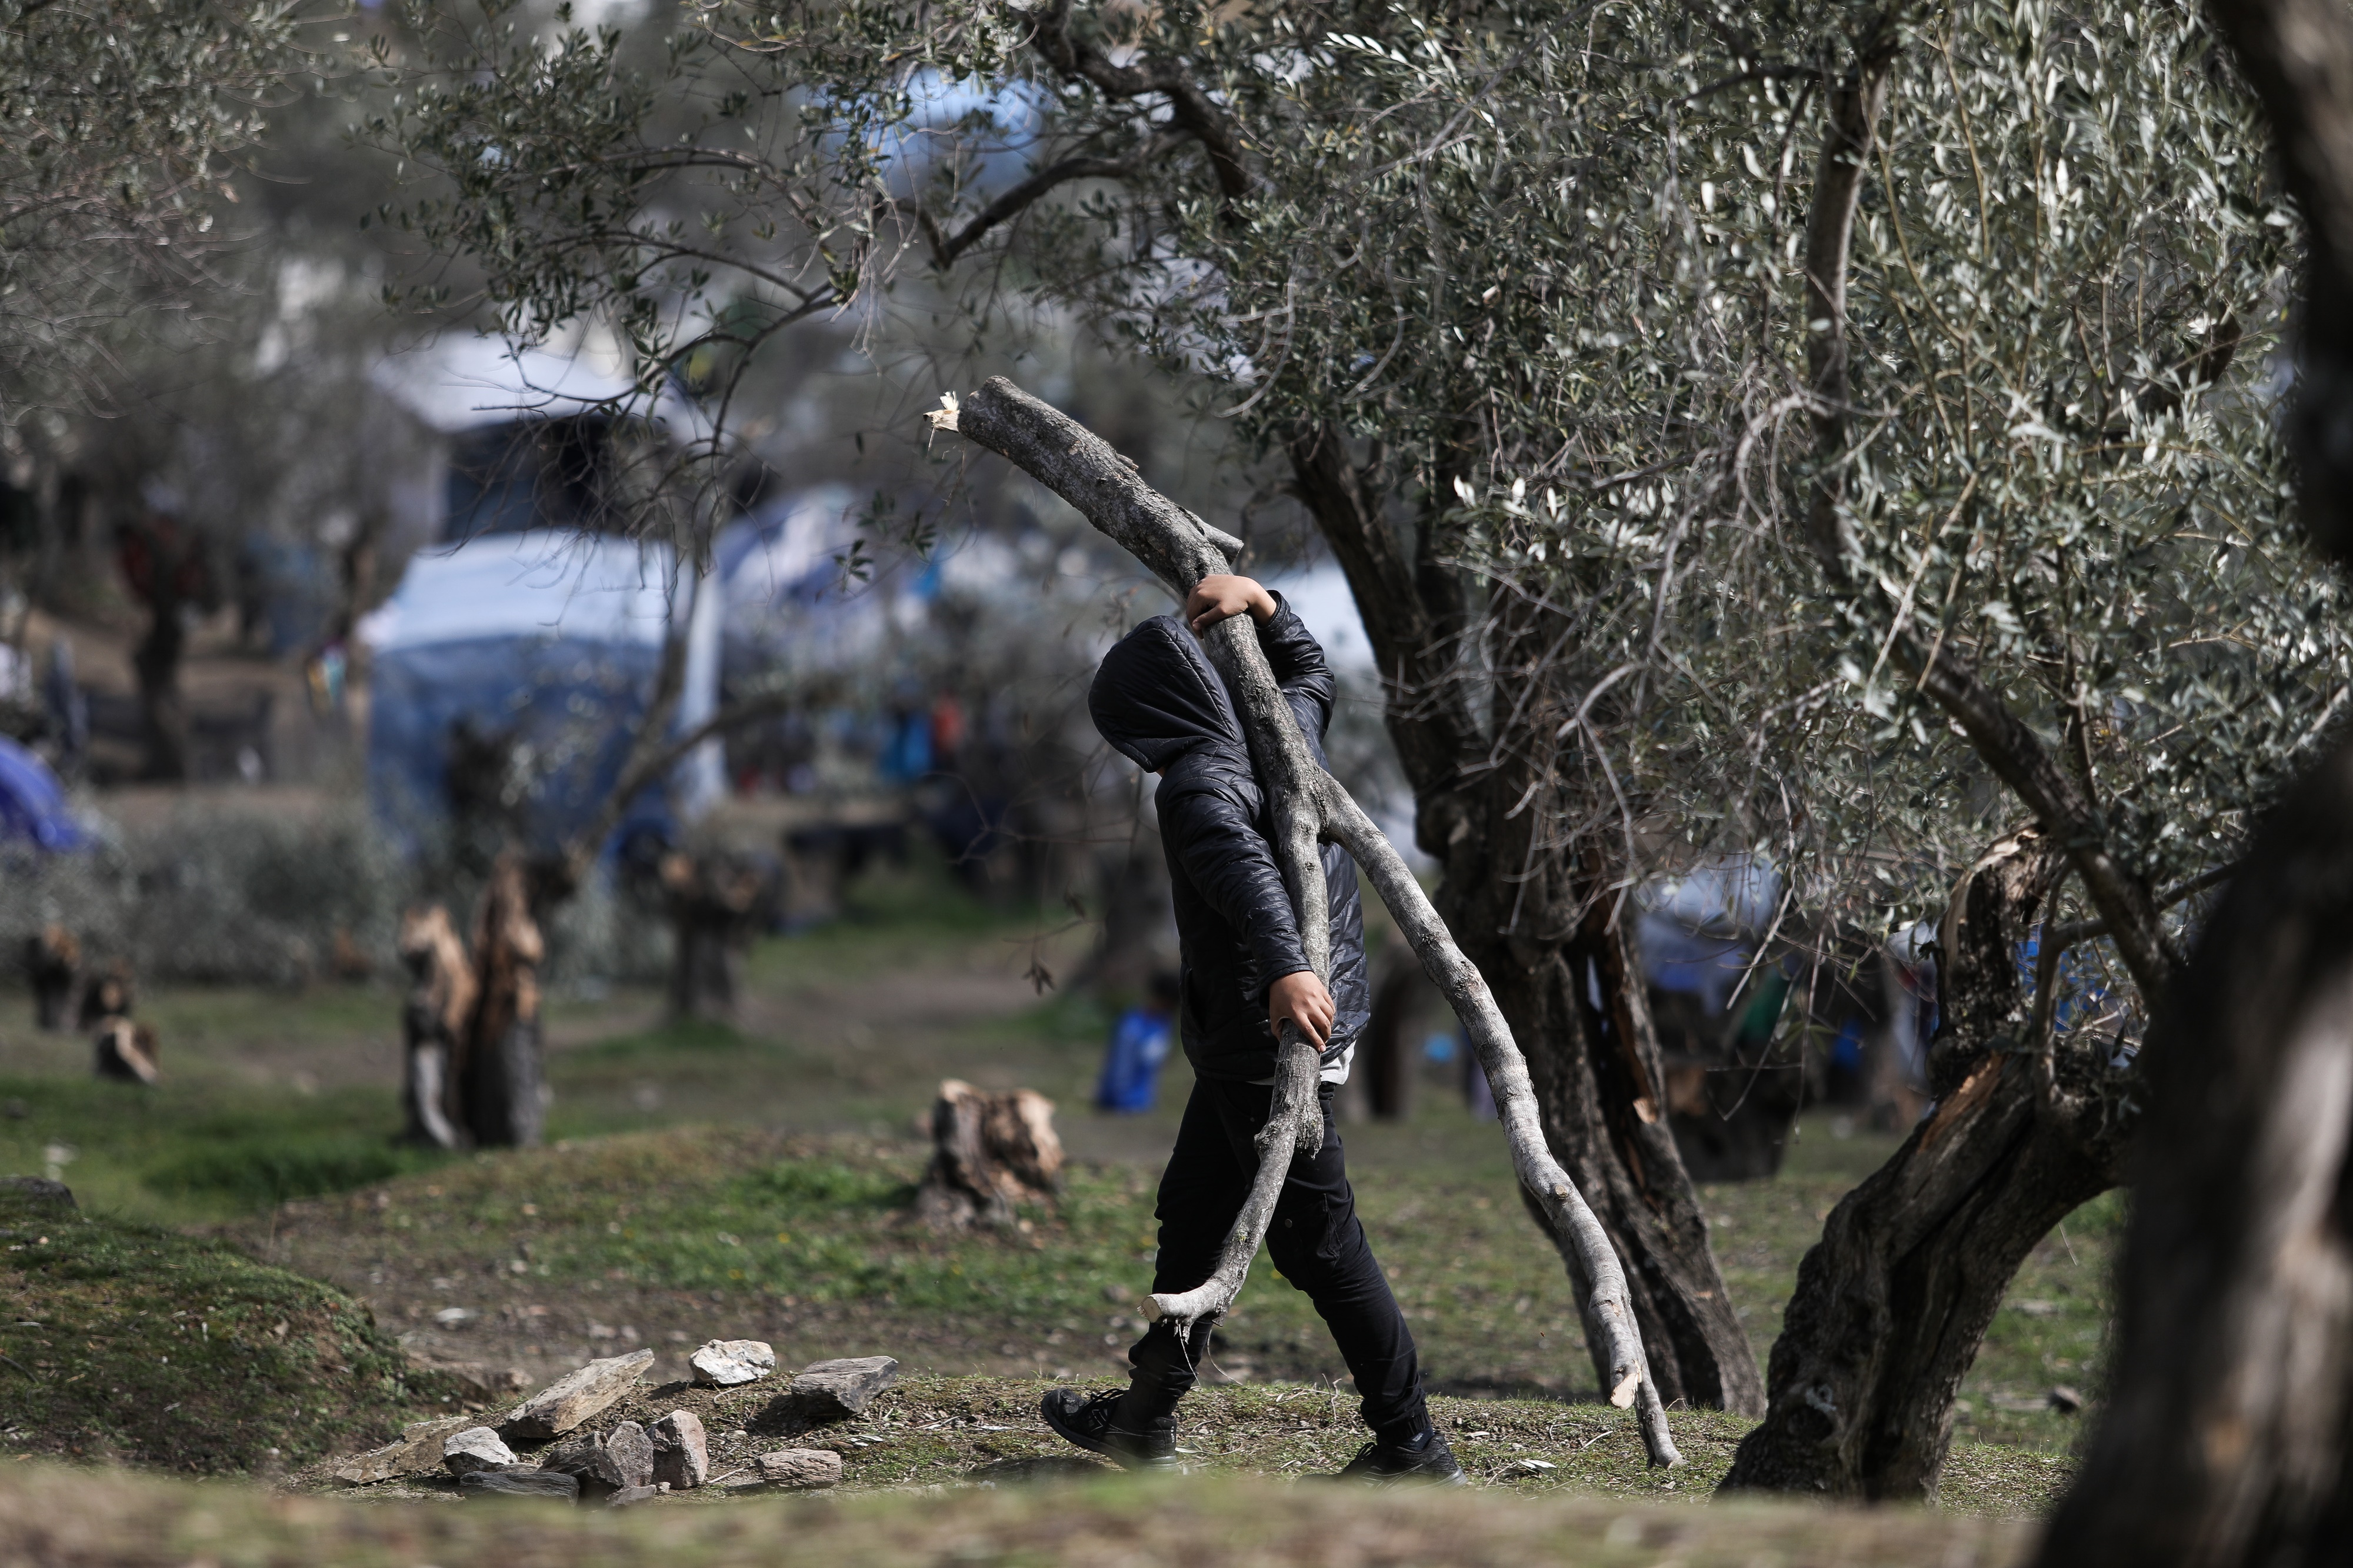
[{"xmin": 1040, "ymin": 573, "xmax": 1462, "ymax": 1485}]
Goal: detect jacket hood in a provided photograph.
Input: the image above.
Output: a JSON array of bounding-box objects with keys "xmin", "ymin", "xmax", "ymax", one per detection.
[{"xmin": 1089, "ymin": 615, "xmax": 1248, "ymax": 775}]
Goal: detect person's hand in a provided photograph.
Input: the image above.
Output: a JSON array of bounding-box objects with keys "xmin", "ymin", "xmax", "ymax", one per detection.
[
  {"xmin": 1187, "ymin": 573, "xmax": 1277, "ymax": 635},
  {"xmin": 1267, "ymin": 969, "xmax": 1335, "ymax": 1050}
]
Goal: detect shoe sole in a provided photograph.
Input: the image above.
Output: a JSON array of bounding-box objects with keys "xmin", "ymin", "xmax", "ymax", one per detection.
[{"xmin": 1039, "ymin": 1396, "xmax": 1174, "ymax": 1472}]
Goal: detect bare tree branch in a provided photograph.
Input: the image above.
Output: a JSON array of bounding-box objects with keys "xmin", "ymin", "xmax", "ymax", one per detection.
[{"xmin": 932, "ymin": 375, "xmax": 1685, "ymax": 1468}]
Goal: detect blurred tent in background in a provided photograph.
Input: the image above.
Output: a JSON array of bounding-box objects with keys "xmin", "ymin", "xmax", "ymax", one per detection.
[{"xmin": 360, "ymin": 338, "xmax": 725, "ymax": 866}]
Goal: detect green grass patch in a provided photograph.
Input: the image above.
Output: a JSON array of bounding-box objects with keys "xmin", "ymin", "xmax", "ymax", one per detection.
[
  {"xmin": 0, "ymin": 1184, "xmax": 462, "ymax": 1475},
  {"xmin": 0, "ymin": 1075, "xmax": 452, "ymax": 1226}
]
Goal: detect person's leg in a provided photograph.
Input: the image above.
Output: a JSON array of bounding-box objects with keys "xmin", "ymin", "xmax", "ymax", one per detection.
[
  {"xmin": 1206, "ymin": 1080, "xmax": 1430, "ymax": 1439},
  {"xmin": 1042, "ymin": 1076, "xmax": 1241, "ymax": 1466},
  {"xmin": 1116, "ymin": 1077, "xmax": 1244, "ymax": 1420}
]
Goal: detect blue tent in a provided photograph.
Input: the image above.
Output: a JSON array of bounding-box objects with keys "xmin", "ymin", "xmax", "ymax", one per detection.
[{"xmin": 0, "ymin": 736, "xmax": 87, "ymax": 852}]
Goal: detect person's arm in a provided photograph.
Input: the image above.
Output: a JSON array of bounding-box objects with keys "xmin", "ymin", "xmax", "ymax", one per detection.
[
  {"xmin": 1156, "ymin": 780, "xmax": 1337, "ymax": 1047},
  {"xmin": 1185, "ymin": 574, "xmax": 1337, "ymax": 737}
]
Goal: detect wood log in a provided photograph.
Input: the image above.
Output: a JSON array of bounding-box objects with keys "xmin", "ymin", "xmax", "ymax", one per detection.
[
  {"xmin": 659, "ymin": 850, "xmax": 780, "ymax": 1021},
  {"xmin": 931, "ymin": 376, "xmax": 1683, "ymax": 1466},
  {"xmin": 915, "ymin": 1079, "xmax": 1065, "ymax": 1230},
  {"xmin": 462, "ymin": 853, "xmax": 547, "ymax": 1149},
  {"xmin": 398, "ymin": 903, "xmax": 476, "ymax": 1150}
]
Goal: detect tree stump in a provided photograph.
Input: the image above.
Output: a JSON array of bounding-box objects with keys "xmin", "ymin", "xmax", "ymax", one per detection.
[
  {"xmin": 462, "ymin": 853, "xmax": 546, "ymax": 1148},
  {"xmin": 915, "ymin": 1079, "xmax": 1064, "ymax": 1230},
  {"xmin": 398, "ymin": 903, "xmax": 477, "ymax": 1149},
  {"xmin": 22, "ymin": 926, "xmax": 78, "ymax": 1032},
  {"xmin": 659, "ymin": 849, "xmax": 779, "ymax": 1021}
]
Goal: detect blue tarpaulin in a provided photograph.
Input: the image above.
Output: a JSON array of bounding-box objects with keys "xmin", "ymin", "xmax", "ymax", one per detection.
[{"xmin": 0, "ymin": 736, "xmax": 86, "ymax": 852}]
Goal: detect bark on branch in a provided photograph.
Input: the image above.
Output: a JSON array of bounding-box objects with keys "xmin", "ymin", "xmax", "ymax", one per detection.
[{"xmin": 931, "ymin": 376, "xmax": 1683, "ymax": 1467}]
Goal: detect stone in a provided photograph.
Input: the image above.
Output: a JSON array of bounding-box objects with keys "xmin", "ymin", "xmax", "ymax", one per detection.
[
  {"xmin": 605, "ymin": 1484, "xmax": 667, "ymax": 1509},
  {"xmin": 460, "ymin": 1468, "xmax": 581, "ymax": 1501},
  {"xmin": 334, "ymin": 1414, "xmax": 474, "ymax": 1486},
  {"xmin": 649, "ymin": 1410, "xmax": 709, "ymax": 1490},
  {"xmin": 497, "ymin": 1349, "xmax": 654, "ymax": 1445},
  {"xmin": 442, "ymin": 1426, "xmax": 519, "ymax": 1476},
  {"xmin": 789, "ymin": 1356, "xmax": 899, "ymax": 1418},
  {"xmin": 754, "ymin": 1448, "xmax": 844, "ymax": 1490},
  {"xmin": 690, "ymin": 1339, "xmax": 776, "ymax": 1387},
  {"xmin": 539, "ymin": 1421, "xmax": 655, "ymax": 1496},
  {"xmin": 0, "ymin": 1176, "xmax": 75, "ymax": 1212}
]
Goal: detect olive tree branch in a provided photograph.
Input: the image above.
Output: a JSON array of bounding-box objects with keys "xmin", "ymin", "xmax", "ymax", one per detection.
[{"xmin": 931, "ymin": 375, "xmax": 1685, "ymax": 1469}]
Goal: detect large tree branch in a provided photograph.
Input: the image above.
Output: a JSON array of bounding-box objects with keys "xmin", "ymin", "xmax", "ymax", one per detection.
[
  {"xmin": 1028, "ymin": 0, "xmax": 1253, "ymax": 201},
  {"xmin": 906, "ymin": 141, "xmax": 1177, "ymax": 268},
  {"xmin": 932, "ymin": 376, "xmax": 1684, "ymax": 1467}
]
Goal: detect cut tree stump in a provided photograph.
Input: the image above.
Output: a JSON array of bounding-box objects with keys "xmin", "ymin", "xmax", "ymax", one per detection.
[
  {"xmin": 398, "ymin": 903, "xmax": 476, "ymax": 1150},
  {"xmin": 463, "ymin": 852, "xmax": 547, "ymax": 1149},
  {"xmin": 915, "ymin": 1079, "xmax": 1064, "ymax": 1230},
  {"xmin": 660, "ymin": 849, "xmax": 780, "ymax": 1021}
]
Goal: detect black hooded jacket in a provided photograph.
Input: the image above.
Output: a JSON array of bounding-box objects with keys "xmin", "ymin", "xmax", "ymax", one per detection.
[{"xmin": 1088, "ymin": 596, "xmax": 1369, "ymax": 1082}]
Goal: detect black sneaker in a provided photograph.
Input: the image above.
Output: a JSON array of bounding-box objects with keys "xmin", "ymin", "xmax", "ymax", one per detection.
[
  {"xmin": 1039, "ymin": 1387, "xmax": 1177, "ymax": 1470},
  {"xmin": 1334, "ymin": 1426, "xmax": 1467, "ymax": 1485}
]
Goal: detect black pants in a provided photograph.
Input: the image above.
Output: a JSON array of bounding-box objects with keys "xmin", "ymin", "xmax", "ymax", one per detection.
[{"xmin": 1121, "ymin": 1076, "xmax": 1428, "ymax": 1438}]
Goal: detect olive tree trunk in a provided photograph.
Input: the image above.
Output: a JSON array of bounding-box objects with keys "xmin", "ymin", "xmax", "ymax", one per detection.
[
  {"xmin": 2033, "ymin": 741, "xmax": 2353, "ymax": 1563},
  {"xmin": 935, "ymin": 377, "xmax": 1685, "ymax": 1466},
  {"xmin": 1722, "ymin": 829, "xmax": 2134, "ymax": 1499}
]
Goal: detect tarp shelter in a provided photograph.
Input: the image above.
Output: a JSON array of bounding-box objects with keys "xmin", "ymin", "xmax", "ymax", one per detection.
[
  {"xmin": 0, "ymin": 735, "xmax": 88, "ymax": 852},
  {"xmin": 361, "ymin": 338, "xmax": 724, "ymax": 859}
]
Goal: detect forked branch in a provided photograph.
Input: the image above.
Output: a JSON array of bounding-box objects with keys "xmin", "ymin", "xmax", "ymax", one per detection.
[{"xmin": 930, "ymin": 377, "xmax": 1683, "ymax": 1467}]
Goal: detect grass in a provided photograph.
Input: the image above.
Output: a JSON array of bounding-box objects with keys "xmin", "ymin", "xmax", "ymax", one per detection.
[
  {"xmin": 0, "ymin": 1073, "xmax": 459, "ymax": 1224},
  {"xmin": 0, "ymin": 1183, "xmax": 461, "ymax": 1475},
  {"xmin": 0, "ymin": 853, "xmax": 2116, "ymax": 1511},
  {"xmin": 236, "ymin": 1115, "xmax": 2111, "ymax": 1482},
  {"xmin": 1, "ymin": 1462, "xmax": 2035, "ymax": 1568},
  {"xmin": 290, "ymin": 1369, "xmax": 2068, "ymax": 1516}
]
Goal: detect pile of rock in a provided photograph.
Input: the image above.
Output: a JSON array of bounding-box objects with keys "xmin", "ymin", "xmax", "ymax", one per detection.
[{"xmin": 333, "ymin": 1342, "xmax": 901, "ymax": 1507}]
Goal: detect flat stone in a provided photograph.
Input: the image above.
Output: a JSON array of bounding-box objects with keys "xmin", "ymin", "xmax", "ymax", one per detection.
[
  {"xmin": 649, "ymin": 1410, "xmax": 709, "ymax": 1490},
  {"xmin": 460, "ymin": 1468, "xmax": 581, "ymax": 1501},
  {"xmin": 754, "ymin": 1448, "xmax": 844, "ymax": 1490},
  {"xmin": 497, "ymin": 1349, "xmax": 654, "ymax": 1445},
  {"xmin": 442, "ymin": 1426, "xmax": 519, "ymax": 1476},
  {"xmin": 788, "ymin": 1356, "xmax": 899, "ymax": 1418},
  {"xmin": 605, "ymin": 1484, "xmax": 667, "ymax": 1509},
  {"xmin": 691, "ymin": 1339, "xmax": 776, "ymax": 1387},
  {"xmin": 334, "ymin": 1415, "xmax": 474, "ymax": 1485}
]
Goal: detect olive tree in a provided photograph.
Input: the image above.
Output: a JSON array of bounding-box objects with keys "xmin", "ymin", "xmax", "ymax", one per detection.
[
  {"xmin": 2, "ymin": 0, "xmax": 317, "ymax": 419},
  {"xmin": 369, "ymin": 0, "xmax": 2353, "ymax": 1491}
]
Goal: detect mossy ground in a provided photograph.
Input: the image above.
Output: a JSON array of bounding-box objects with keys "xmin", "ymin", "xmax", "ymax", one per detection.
[{"xmin": 0, "ymin": 1185, "xmax": 461, "ymax": 1476}]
